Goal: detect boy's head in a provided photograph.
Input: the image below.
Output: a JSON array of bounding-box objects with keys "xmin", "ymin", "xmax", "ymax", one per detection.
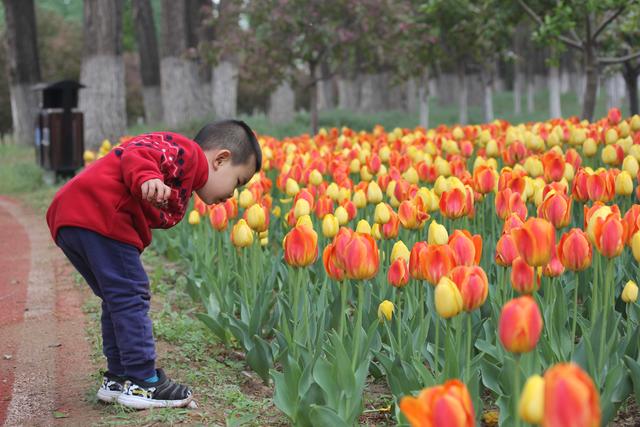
[{"xmin": 193, "ymin": 120, "xmax": 262, "ymax": 205}]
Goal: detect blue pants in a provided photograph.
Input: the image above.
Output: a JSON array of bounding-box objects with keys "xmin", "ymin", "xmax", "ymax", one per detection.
[{"xmin": 56, "ymin": 226, "xmax": 156, "ymax": 380}]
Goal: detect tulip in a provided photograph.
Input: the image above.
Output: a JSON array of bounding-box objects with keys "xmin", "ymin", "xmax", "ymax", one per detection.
[
  {"xmin": 615, "ymin": 171, "xmax": 634, "ymax": 196},
  {"xmin": 334, "ymin": 205, "xmax": 349, "ymax": 225},
  {"xmin": 592, "ymin": 211, "xmax": 626, "ymax": 258},
  {"xmin": 542, "ymin": 151, "xmax": 566, "ymax": 182},
  {"xmin": 353, "ymin": 190, "xmax": 367, "ymax": 209},
  {"xmin": 518, "ymin": 375, "xmax": 544, "ymax": 425},
  {"xmin": 435, "ymin": 277, "xmax": 464, "ymax": 319},
  {"xmin": 374, "ymin": 202, "xmax": 391, "ymax": 224},
  {"xmin": 285, "ymin": 178, "xmax": 300, "ymax": 196},
  {"xmin": 381, "ymin": 211, "xmax": 400, "ymax": 239},
  {"xmin": 193, "ymin": 195, "xmax": 208, "ymax": 215},
  {"xmin": 495, "ymin": 232, "xmax": 520, "ymax": 267},
  {"xmin": 315, "ymin": 195, "xmax": 334, "ymax": 219},
  {"xmin": 399, "ymin": 198, "xmax": 429, "ymax": 230},
  {"xmin": 557, "ymin": 229, "xmax": 592, "ymax": 271},
  {"xmin": 341, "ymin": 200, "xmax": 357, "ymax": 221},
  {"xmin": 439, "ymin": 187, "xmax": 472, "ymax": 219},
  {"xmin": 309, "ymin": 169, "xmax": 323, "ymax": 186},
  {"xmin": 623, "ymin": 205, "xmax": 640, "ymax": 243},
  {"xmin": 427, "ymin": 220, "xmax": 449, "ymax": 245},
  {"xmin": 238, "ymin": 188, "xmax": 255, "ymax": 208},
  {"xmin": 537, "ymin": 190, "xmax": 572, "ymax": 229},
  {"xmin": 399, "ymin": 380, "xmax": 475, "ymax": 427},
  {"xmin": 356, "ymin": 219, "xmax": 372, "ymax": 235},
  {"xmin": 448, "ymin": 229, "xmax": 482, "ymax": 266},
  {"xmin": 391, "ymin": 240, "xmax": 410, "ymax": 263},
  {"xmin": 283, "ymin": 224, "xmax": 318, "ymax": 267},
  {"xmin": 622, "ymin": 280, "xmax": 638, "ymax": 303},
  {"xmin": 209, "ymin": 203, "xmax": 228, "ymax": 231},
  {"xmin": 473, "ymin": 164, "xmax": 497, "ymax": 194},
  {"xmin": 632, "ymin": 231, "xmax": 640, "ymax": 261},
  {"xmin": 322, "ymin": 214, "xmax": 339, "ymax": 238},
  {"xmin": 586, "ymin": 170, "xmax": 615, "ymax": 202},
  {"xmin": 188, "ymin": 210, "xmax": 200, "ymax": 225},
  {"xmin": 231, "ymin": 219, "xmax": 254, "ymax": 248},
  {"xmin": 409, "ymin": 242, "xmax": 456, "ymax": 285},
  {"xmin": 584, "ymin": 202, "xmax": 618, "ymax": 243},
  {"xmin": 543, "ymin": 363, "xmax": 600, "ymax": 427},
  {"xmin": 542, "ymin": 244, "xmax": 565, "ymax": 278},
  {"xmin": 378, "ymin": 300, "xmax": 394, "ymax": 321},
  {"xmin": 498, "ymin": 296, "xmax": 543, "ymax": 353},
  {"xmin": 582, "ymin": 138, "xmax": 598, "ymax": 157},
  {"xmin": 511, "ymin": 218, "xmax": 556, "ymax": 267},
  {"xmin": 323, "ymin": 243, "xmax": 345, "ymax": 281},
  {"xmin": 511, "ymin": 256, "xmax": 538, "ymax": 294},
  {"xmin": 388, "ymin": 258, "xmax": 409, "ymax": 288},
  {"xmin": 340, "ymin": 232, "xmax": 380, "ymax": 280},
  {"xmin": 367, "ymin": 181, "xmax": 383, "ymax": 204},
  {"xmin": 495, "ymin": 188, "xmax": 527, "ymax": 221},
  {"xmin": 246, "ymin": 203, "xmax": 267, "ymax": 232},
  {"xmin": 448, "ymin": 265, "xmax": 489, "ymax": 311},
  {"xmin": 326, "ymin": 182, "xmax": 340, "ymax": 201}
]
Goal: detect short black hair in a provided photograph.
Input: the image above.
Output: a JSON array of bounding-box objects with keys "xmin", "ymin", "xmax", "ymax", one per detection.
[{"xmin": 193, "ymin": 120, "xmax": 262, "ymax": 172}]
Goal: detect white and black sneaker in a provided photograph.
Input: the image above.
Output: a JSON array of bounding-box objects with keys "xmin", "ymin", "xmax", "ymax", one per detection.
[
  {"xmin": 117, "ymin": 368, "xmax": 193, "ymax": 409},
  {"xmin": 96, "ymin": 371, "xmax": 126, "ymax": 403}
]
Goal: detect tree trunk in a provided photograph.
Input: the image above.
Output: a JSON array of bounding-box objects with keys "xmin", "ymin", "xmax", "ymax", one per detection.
[
  {"xmin": 456, "ymin": 64, "xmax": 468, "ymax": 125},
  {"xmin": 418, "ymin": 69, "xmax": 429, "ymax": 128},
  {"xmin": 359, "ymin": 73, "xmax": 386, "ymax": 113},
  {"xmin": 317, "ymin": 60, "xmax": 334, "ymax": 111},
  {"xmin": 2, "ymin": 0, "xmax": 41, "ymax": 145},
  {"xmin": 581, "ymin": 44, "xmax": 598, "ymax": 121},
  {"xmin": 623, "ymin": 63, "xmax": 639, "ymax": 115},
  {"xmin": 406, "ymin": 77, "xmax": 418, "ymax": 114},
  {"xmin": 514, "ymin": 63, "xmax": 523, "ymax": 115},
  {"xmin": 337, "ymin": 77, "xmax": 358, "ymax": 110},
  {"xmin": 481, "ymin": 67, "xmax": 494, "ymax": 122},
  {"xmin": 132, "ymin": 0, "xmax": 162, "ymax": 124},
  {"xmin": 268, "ymin": 80, "xmax": 295, "ymax": 124},
  {"xmin": 160, "ymin": 0, "xmax": 202, "ymax": 127},
  {"xmin": 548, "ymin": 63, "xmax": 562, "ymax": 118},
  {"xmin": 212, "ymin": 60, "xmax": 238, "ymax": 119},
  {"xmin": 309, "ymin": 62, "xmax": 318, "ymax": 135},
  {"xmin": 80, "ymin": 0, "xmax": 126, "ymax": 150}
]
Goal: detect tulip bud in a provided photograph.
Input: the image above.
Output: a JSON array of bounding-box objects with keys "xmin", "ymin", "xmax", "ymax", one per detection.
[
  {"xmin": 498, "ymin": 296, "xmax": 543, "ymax": 353},
  {"xmin": 238, "ymin": 189, "xmax": 254, "ymax": 208},
  {"xmin": 632, "ymin": 232, "xmax": 640, "ymax": 262},
  {"xmin": 356, "ymin": 219, "xmax": 372, "ymax": 235},
  {"xmin": 427, "ymin": 220, "xmax": 448, "ymax": 245},
  {"xmin": 602, "ymin": 144, "xmax": 618, "ymax": 165},
  {"xmin": 285, "ymin": 178, "xmax": 300, "ymax": 197},
  {"xmin": 435, "ymin": 277, "xmax": 464, "ymax": 319},
  {"xmin": 309, "ymin": 169, "xmax": 323, "ymax": 186},
  {"xmin": 377, "ymin": 300, "xmax": 394, "ymax": 321},
  {"xmin": 367, "ymin": 182, "xmax": 383, "ymax": 204},
  {"xmin": 272, "ymin": 205, "xmax": 281, "ymax": 218},
  {"xmin": 403, "ymin": 167, "xmax": 419, "ymax": 185},
  {"xmin": 296, "ymin": 214, "xmax": 313, "ymax": 227},
  {"xmin": 260, "ymin": 237, "xmax": 269, "ymax": 246},
  {"xmin": 326, "ymin": 182, "xmax": 340, "ymax": 201},
  {"xmin": 583, "ymin": 138, "xmax": 597, "ymax": 157},
  {"xmin": 188, "ymin": 210, "xmax": 200, "ymax": 225},
  {"xmin": 322, "ymin": 214, "xmax": 339, "ymax": 238},
  {"xmin": 388, "ymin": 258, "xmax": 409, "ymax": 287},
  {"xmin": 374, "ymin": 202, "xmax": 391, "ymax": 224},
  {"xmin": 231, "ymin": 219, "xmax": 254, "ymax": 248},
  {"xmin": 622, "ymin": 280, "xmax": 639, "ymax": 303},
  {"xmin": 518, "ymin": 375, "xmax": 545, "ymax": 424},
  {"xmin": 334, "ymin": 206, "xmax": 349, "ymax": 225},
  {"xmin": 371, "ymin": 223, "xmax": 382, "ymax": 240},
  {"xmin": 246, "ymin": 203, "xmax": 267, "ymax": 231},
  {"xmin": 605, "ymin": 128, "xmax": 618, "ymax": 145},
  {"xmin": 353, "ymin": 190, "xmax": 367, "ymax": 208},
  {"xmin": 486, "ymin": 139, "xmax": 499, "ymax": 157},
  {"xmin": 391, "ymin": 241, "xmax": 410, "ymax": 263},
  {"xmin": 631, "ymin": 114, "xmax": 640, "ymax": 131},
  {"xmin": 615, "ymin": 171, "xmax": 634, "ymax": 196},
  {"xmin": 294, "ymin": 199, "xmax": 311, "ymax": 219},
  {"xmin": 623, "ymin": 155, "xmax": 640, "ymax": 176}
]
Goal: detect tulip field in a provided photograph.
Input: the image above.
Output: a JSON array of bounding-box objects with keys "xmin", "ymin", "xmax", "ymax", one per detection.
[{"xmin": 122, "ymin": 109, "xmax": 640, "ymax": 426}]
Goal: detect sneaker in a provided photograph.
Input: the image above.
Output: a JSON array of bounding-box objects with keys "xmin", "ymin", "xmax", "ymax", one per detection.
[
  {"xmin": 117, "ymin": 369, "xmax": 193, "ymax": 409},
  {"xmin": 96, "ymin": 371, "xmax": 126, "ymax": 403}
]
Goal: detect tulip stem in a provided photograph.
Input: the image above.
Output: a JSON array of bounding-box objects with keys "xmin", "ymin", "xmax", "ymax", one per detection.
[
  {"xmin": 466, "ymin": 313, "xmax": 472, "ymax": 383},
  {"xmin": 339, "ymin": 281, "xmax": 347, "ymax": 339},
  {"xmin": 396, "ymin": 290, "xmax": 403, "ymax": 351},
  {"xmin": 599, "ymin": 258, "xmax": 614, "ymax": 374},
  {"xmin": 571, "ymin": 273, "xmax": 579, "ymax": 358},
  {"xmin": 514, "ymin": 354, "xmax": 522, "ymax": 427},
  {"xmin": 434, "ymin": 317, "xmax": 440, "ymax": 379},
  {"xmin": 351, "ymin": 282, "xmax": 365, "ymax": 372}
]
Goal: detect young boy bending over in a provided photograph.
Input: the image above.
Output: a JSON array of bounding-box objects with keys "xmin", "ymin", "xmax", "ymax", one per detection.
[{"xmin": 46, "ymin": 120, "xmax": 261, "ymax": 409}]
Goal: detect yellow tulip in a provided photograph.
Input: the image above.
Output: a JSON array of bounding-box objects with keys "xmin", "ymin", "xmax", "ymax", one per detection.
[
  {"xmin": 518, "ymin": 375, "xmax": 545, "ymax": 424},
  {"xmin": 435, "ymin": 277, "xmax": 463, "ymax": 319},
  {"xmin": 309, "ymin": 169, "xmax": 323, "ymax": 186},
  {"xmin": 583, "ymin": 138, "xmax": 598, "ymax": 157},
  {"xmin": 632, "ymin": 232, "xmax": 640, "ymax": 262},
  {"xmin": 231, "ymin": 219, "xmax": 254, "ymax": 248},
  {"xmin": 605, "ymin": 128, "xmax": 619, "ymax": 145},
  {"xmin": 371, "ymin": 223, "xmax": 382, "ymax": 240},
  {"xmin": 602, "ymin": 145, "xmax": 618, "ymax": 165},
  {"xmin": 239, "ymin": 188, "xmax": 255, "ymax": 208},
  {"xmin": 391, "ymin": 241, "xmax": 410, "ymax": 263},
  {"xmin": 623, "ymin": 155, "xmax": 639, "ymax": 176},
  {"xmin": 349, "ymin": 158, "xmax": 361, "ymax": 174},
  {"xmin": 367, "ymin": 182, "xmax": 383, "ymax": 204},
  {"xmin": 403, "ymin": 167, "xmax": 419, "ymax": 185},
  {"xmin": 188, "ymin": 210, "xmax": 200, "ymax": 225},
  {"xmin": 353, "ymin": 190, "xmax": 367, "ymax": 209},
  {"xmin": 631, "ymin": 114, "xmax": 640, "ymax": 131},
  {"xmin": 622, "ymin": 280, "xmax": 639, "ymax": 303},
  {"xmin": 285, "ymin": 178, "xmax": 300, "ymax": 196},
  {"xmin": 83, "ymin": 150, "xmax": 96, "ymax": 163},
  {"xmin": 360, "ymin": 166, "xmax": 374, "ymax": 182},
  {"xmin": 356, "ymin": 219, "xmax": 372, "ymax": 235},
  {"xmin": 524, "ymin": 157, "xmax": 543, "ymax": 178},
  {"xmin": 326, "ymin": 182, "xmax": 340, "ymax": 201},
  {"xmin": 294, "ymin": 199, "xmax": 311, "ymax": 219},
  {"xmin": 428, "ymin": 220, "xmax": 448, "ymax": 245},
  {"xmin": 322, "ymin": 214, "xmax": 339, "ymax": 238},
  {"xmin": 615, "ymin": 171, "xmax": 634, "ymax": 196},
  {"xmin": 619, "ymin": 120, "xmax": 631, "ymax": 138},
  {"xmin": 486, "ymin": 139, "xmax": 499, "ymax": 157},
  {"xmin": 379, "ymin": 145, "xmax": 391, "ymax": 162},
  {"xmin": 246, "ymin": 203, "xmax": 266, "ymax": 231},
  {"xmin": 338, "ymin": 187, "xmax": 352, "ymax": 203},
  {"xmin": 335, "ymin": 206, "xmax": 349, "ymax": 225},
  {"xmin": 272, "ymin": 206, "xmax": 281, "ymax": 218},
  {"xmin": 377, "ymin": 300, "xmax": 395, "ymax": 321},
  {"xmin": 374, "ymin": 202, "xmax": 391, "ymax": 224},
  {"xmin": 296, "ymin": 214, "xmax": 313, "ymax": 227},
  {"xmin": 260, "ymin": 237, "xmax": 269, "ymax": 247}
]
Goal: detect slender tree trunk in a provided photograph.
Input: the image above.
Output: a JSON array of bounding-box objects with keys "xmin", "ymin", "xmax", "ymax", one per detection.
[
  {"xmin": 337, "ymin": 76, "xmax": 358, "ymax": 110},
  {"xmin": 80, "ymin": 0, "xmax": 126, "ymax": 150},
  {"xmin": 309, "ymin": 62, "xmax": 319, "ymax": 135},
  {"xmin": 482, "ymin": 67, "xmax": 494, "ymax": 122},
  {"xmin": 457, "ymin": 63, "xmax": 468, "ymax": 125},
  {"xmin": 2, "ymin": 0, "xmax": 41, "ymax": 145},
  {"xmin": 581, "ymin": 43, "xmax": 598, "ymax": 121},
  {"xmin": 359, "ymin": 73, "xmax": 386, "ymax": 113},
  {"xmin": 623, "ymin": 63, "xmax": 639, "ymax": 115},
  {"xmin": 317, "ymin": 60, "xmax": 334, "ymax": 111},
  {"xmin": 418, "ymin": 69, "xmax": 429, "ymax": 128},
  {"xmin": 549, "ymin": 63, "xmax": 562, "ymax": 118},
  {"xmin": 406, "ymin": 77, "xmax": 418, "ymax": 113},
  {"xmin": 513, "ymin": 27, "xmax": 525, "ymax": 115},
  {"xmin": 132, "ymin": 0, "xmax": 162, "ymax": 124},
  {"xmin": 212, "ymin": 60, "xmax": 238, "ymax": 118},
  {"xmin": 268, "ymin": 80, "xmax": 295, "ymax": 124}
]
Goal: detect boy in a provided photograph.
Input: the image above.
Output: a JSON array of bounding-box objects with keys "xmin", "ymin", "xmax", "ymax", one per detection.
[{"xmin": 46, "ymin": 120, "xmax": 261, "ymax": 409}]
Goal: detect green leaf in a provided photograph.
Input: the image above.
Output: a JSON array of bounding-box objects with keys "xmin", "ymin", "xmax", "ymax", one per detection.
[
  {"xmin": 246, "ymin": 335, "xmax": 274, "ymax": 384},
  {"xmin": 53, "ymin": 411, "xmax": 68, "ymax": 419},
  {"xmin": 624, "ymin": 356, "xmax": 640, "ymax": 403},
  {"xmin": 309, "ymin": 405, "xmax": 349, "ymax": 427}
]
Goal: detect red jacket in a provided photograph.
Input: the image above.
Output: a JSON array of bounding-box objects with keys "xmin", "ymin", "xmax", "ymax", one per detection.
[{"xmin": 47, "ymin": 132, "xmax": 209, "ymax": 251}]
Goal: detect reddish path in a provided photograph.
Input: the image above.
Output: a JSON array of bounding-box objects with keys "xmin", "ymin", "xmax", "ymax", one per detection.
[{"xmin": 0, "ymin": 196, "xmax": 100, "ymax": 426}]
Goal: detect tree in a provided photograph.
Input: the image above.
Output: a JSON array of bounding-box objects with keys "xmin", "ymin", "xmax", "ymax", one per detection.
[
  {"xmin": 2, "ymin": 0, "xmax": 41, "ymax": 145},
  {"xmin": 79, "ymin": 0, "xmax": 126, "ymax": 150},
  {"xmin": 518, "ymin": 0, "xmax": 640, "ymax": 121},
  {"xmin": 132, "ymin": 0, "xmax": 163, "ymax": 124}
]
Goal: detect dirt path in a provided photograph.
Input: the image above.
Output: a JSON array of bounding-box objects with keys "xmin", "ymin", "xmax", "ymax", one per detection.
[{"xmin": 0, "ymin": 196, "xmax": 100, "ymax": 427}]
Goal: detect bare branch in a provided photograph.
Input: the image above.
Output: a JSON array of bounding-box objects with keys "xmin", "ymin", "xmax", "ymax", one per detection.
[
  {"xmin": 517, "ymin": 0, "xmax": 583, "ymax": 50},
  {"xmin": 592, "ymin": 6, "xmax": 625, "ymax": 41},
  {"xmin": 598, "ymin": 51, "xmax": 640, "ymax": 65}
]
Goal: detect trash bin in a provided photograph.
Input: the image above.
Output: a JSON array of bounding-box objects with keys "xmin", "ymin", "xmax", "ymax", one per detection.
[{"xmin": 33, "ymin": 80, "xmax": 85, "ymax": 177}]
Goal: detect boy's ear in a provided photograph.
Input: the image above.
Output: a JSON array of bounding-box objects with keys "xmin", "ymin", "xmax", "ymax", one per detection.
[{"xmin": 212, "ymin": 149, "xmax": 231, "ymax": 169}]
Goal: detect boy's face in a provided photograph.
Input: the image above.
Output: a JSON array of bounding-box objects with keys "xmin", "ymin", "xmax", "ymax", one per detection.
[{"xmin": 195, "ymin": 148, "xmax": 256, "ymax": 205}]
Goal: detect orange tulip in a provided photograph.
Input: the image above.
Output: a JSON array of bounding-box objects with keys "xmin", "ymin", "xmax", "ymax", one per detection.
[
  {"xmin": 542, "ymin": 244, "xmax": 565, "ymax": 277},
  {"xmin": 558, "ymin": 229, "xmax": 592, "ymax": 272},
  {"xmin": 388, "ymin": 258, "xmax": 409, "ymax": 288},
  {"xmin": 511, "ymin": 218, "xmax": 556, "ymax": 267},
  {"xmin": 511, "ymin": 256, "xmax": 539, "ymax": 294},
  {"xmin": 538, "ymin": 190, "xmax": 572, "ymax": 229},
  {"xmin": 209, "ymin": 203, "xmax": 228, "ymax": 231},
  {"xmin": 502, "ymin": 212, "xmax": 525, "ymax": 234},
  {"xmin": 283, "ymin": 224, "xmax": 318, "ymax": 267},
  {"xmin": 323, "ymin": 243, "xmax": 345, "ymax": 281},
  {"xmin": 495, "ymin": 232, "xmax": 520, "ymax": 267},
  {"xmin": 448, "ymin": 265, "xmax": 489, "ymax": 311},
  {"xmin": 584, "ymin": 202, "xmax": 620, "ymax": 241},
  {"xmin": 473, "ymin": 165, "xmax": 497, "ymax": 194},
  {"xmin": 341, "ymin": 199, "xmax": 358, "ymax": 221},
  {"xmin": 498, "ymin": 296, "xmax": 543, "ymax": 353},
  {"xmin": 542, "ymin": 150, "xmax": 566, "ymax": 182},
  {"xmin": 381, "ymin": 210, "xmax": 400, "ymax": 239},
  {"xmin": 586, "ymin": 170, "xmax": 615, "ymax": 202},
  {"xmin": 495, "ymin": 188, "xmax": 527, "ymax": 221},
  {"xmin": 224, "ymin": 197, "xmax": 238, "ymax": 219},
  {"xmin": 315, "ymin": 195, "xmax": 334, "ymax": 219},
  {"xmin": 543, "ymin": 363, "xmax": 601, "ymax": 427},
  {"xmin": 623, "ymin": 204, "xmax": 640, "ymax": 244},
  {"xmin": 409, "ymin": 242, "xmax": 457, "ymax": 285},
  {"xmin": 194, "ymin": 194, "xmax": 208, "ymax": 215},
  {"xmin": 439, "ymin": 187, "xmax": 473, "ymax": 219},
  {"xmin": 571, "ymin": 168, "xmax": 590, "ymax": 202},
  {"xmin": 294, "ymin": 188, "xmax": 315, "ymax": 210},
  {"xmin": 592, "ymin": 211, "xmax": 626, "ymax": 258},
  {"xmin": 448, "ymin": 229, "xmax": 482, "ymax": 266},
  {"xmin": 399, "ymin": 379, "xmax": 475, "ymax": 427},
  {"xmin": 334, "ymin": 232, "xmax": 380, "ymax": 280},
  {"xmin": 399, "ymin": 197, "xmax": 430, "ymax": 230}
]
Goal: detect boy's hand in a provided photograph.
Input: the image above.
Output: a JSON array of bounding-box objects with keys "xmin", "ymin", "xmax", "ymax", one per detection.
[{"xmin": 141, "ymin": 178, "xmax": 171, "ymax": 206}]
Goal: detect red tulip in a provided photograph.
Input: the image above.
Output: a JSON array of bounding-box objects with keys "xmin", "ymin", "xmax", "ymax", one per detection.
[
  {"xmin": 543, "ymin": 363, "xmax": 601, "ymax": 427},
  {"xmin": 283, "ymin": 224, "xmax": 318, "ymax": 267},
  {"xmin": 448, "ymin": 265, "xmax": 489, "ymax": 311},
  {"xmin": 558, "ymin": 229, "xmax": 592, "ymax": 272},
  {"xmin": 542, "ymin": 244, "xmax": 565, "ymax": 277},
  {"xmin": 399, "ymin": 197, "xmax": 430, "ymax": 230},
  {"xmin": 315, "ymin": 195, "xmax": 334, "ymax": 219},
  {"xmin": 495, "ymin": 188, "xmax": 527, "ymax": 221},
  {"xmin": 511, "ymin": 256, "xmax": 539, "ymax": 294},
  {"xmin": 381, "ymin": 209, "xmax": 400, "ymax": 239},
  {"xmin": 542, "ymin": 150, "xmax": 566, "ymax": 182},
  {"xmin": 511, "ymin": 218, "xmax": 556, "ymax": 267},
  {"xmin": 409, "ymin": 242, "xmax": 456, "ymax": 285},
  {"xmin": 339, "ymin": 232, "xmax": 380, "ymax": 280},
  {"xmin": 592, "ymin": 211, "xmax": 626, "ymax": 258},
  {"xmin": 538, "ymin": 190, "xmax": 572, "ymax": 229},
  {"xmin": 440, "ymin": 187, "xmax": 474, "ymax": 219},
  {"xmin": 472, "ymin": 165, "xmax": 497, "ymax": 194},
  {"xmin": 388, "ymin": 258, "xmax": 409, "ymax": 288},
  {"xmin": 448, "ymin": 229, "xmax": 482, "ymax": 266},
  {"xmin": 499, "ymin": 296, "xmax": 543, "ymax": 354},
  {"xmin": 323, "ymin": 243, "xmax": 345, "ymax": 281},
  {"xmin": 496, "ymin": 232, "xmax": 520, "ymax": 267},
  {"xmin": 209, "ymin": 203, "xmax": 228, "ymax": 231}
]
